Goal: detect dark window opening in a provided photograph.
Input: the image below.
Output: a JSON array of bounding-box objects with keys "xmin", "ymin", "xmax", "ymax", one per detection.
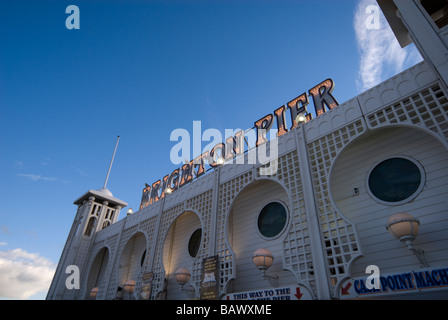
[
  {"xmin": 84, "ymin": 217, "xmax": 97, "ymax": 237},
  {"xmin": 188, "ymin": 228, "xmax": 202, "ymax": 258},
  {"xmin": 141, "ymin": 249, "xmax": 147, "ymax": 267},
  {"xmin": 102, "ymin": 220, "xmax": 111, "ymax": 229},
  {"xmin": 368, "ymin": 157, "xmax": 423, "ymax": 203},
  {"xmin": 421, "ymin": 0, "xmax": 448, "ymax": 28},
  {"xmin": 257, "ymin": 202, "xmax": 288, "ymax": 238}
]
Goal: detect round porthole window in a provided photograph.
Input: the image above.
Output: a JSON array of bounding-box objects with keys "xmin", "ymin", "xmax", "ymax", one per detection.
[
  {"xmin": 367, "ymin": 157, "xmax": 424, "ymax": 204},
  {"xmin": 188, "ymin": 228, "xmax": 202, "ymax": 258},
  {"xmin": 257, "ymin": 202, "xmax": 288, "ymax": 239}
]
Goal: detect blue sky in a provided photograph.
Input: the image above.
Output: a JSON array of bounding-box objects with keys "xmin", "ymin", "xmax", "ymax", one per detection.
[{"xmin": 0, "ymin": 0, "xmax": 421, "ymax": 299}]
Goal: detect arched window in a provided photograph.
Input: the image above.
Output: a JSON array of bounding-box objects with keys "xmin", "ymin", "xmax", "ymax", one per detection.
[{"xmin": 85, "ymin": 217, "xmax": 97, "ymax": 237}]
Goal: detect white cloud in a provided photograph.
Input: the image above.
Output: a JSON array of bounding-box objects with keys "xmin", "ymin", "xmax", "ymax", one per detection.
[
  {"xmin": 0, "ymin": 225, "xmax": 8, "ymax": 234},
  {"xmin": 41, "ymin": 158, "xmax": 52, "ymax": 166},
  {"xmin": 16, "ymin": 173, "xmax": 57, "ymax": 182},
  {"xmin": 71, "ymin": 166, "xmax": 88, "ymax": 177},
  {"xmin": 354, "ymin": 0, "xmax": 422, "ymax": 92},
  {"xmin": 0, "ymin": 248, "xmax": 56, "ymax": 299},
  {"xmin": 14, "ymin": 160, "xmax": 23, "ymax": 167}
]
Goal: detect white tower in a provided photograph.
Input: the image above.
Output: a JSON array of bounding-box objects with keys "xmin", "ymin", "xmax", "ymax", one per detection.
[
  {"xmin": 378, "ymin": 0, "xmax": 448, "ymax": 86},
  {"xmin": 46, "ymin": 137, "xmax": 127, "ymax": 300}
]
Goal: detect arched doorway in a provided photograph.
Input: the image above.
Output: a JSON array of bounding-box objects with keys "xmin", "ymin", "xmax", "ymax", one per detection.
[
  {"xmin": 329, "ymin": 125, "xmax": 448, "ymax": 278},
  {"xmin": 117, "ymin": 232, "xmax": 147, "ymax": 293},
  {"xmin": 227, "ymin": 179, "xmax": 296, "ymax": 293},
  {"xmin": 85, "ymin": 247, "xmax": 109, "ymax": 299},
  {"xmin": 162, "ymin": 211, "xmax": 202, "ymax": 299}
]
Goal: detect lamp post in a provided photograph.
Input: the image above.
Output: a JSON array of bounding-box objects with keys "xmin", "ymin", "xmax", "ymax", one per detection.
[
  {"xmin": 386, "ymin": 212, "xmax": 428, "ymax": 267},
  {"xmin": 175, "ymin": 267, "xmax": 196, "ymax": 298},
  {"xmin": 252, "ymin": 248, "xmax": 278, "ymax": 287},
  {"xmin": 295, "ymin": 113, "xmax": 307, "ymax": 124},
  {"xmin": 216, "ymin": 157, "xmax": 225, "ymax": 166},
  {"xmin": 123, "ymin": 280, "xmax": 136, "ymax": 300},
  {"xmin": 90, "ymin": 287, "xmax": 99, "ymax": 300}
]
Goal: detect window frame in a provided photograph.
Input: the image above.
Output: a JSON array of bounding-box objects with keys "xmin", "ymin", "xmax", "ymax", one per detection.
[
  {"xmin": 255, "ymin": 200, "xmax": 289, "ymax": 240},
  {"xmin": 366, "ymin": 155, "xmax": 425, "ymax": 206}
]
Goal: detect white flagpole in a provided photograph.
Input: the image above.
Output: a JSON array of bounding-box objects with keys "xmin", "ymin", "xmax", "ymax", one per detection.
[{"xmin": 103, "ymin": 135, "xmax": 120, "ymax": 189}]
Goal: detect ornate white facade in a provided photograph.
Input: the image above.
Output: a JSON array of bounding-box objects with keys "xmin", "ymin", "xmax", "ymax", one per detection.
[{"xmin": 47, "ymin": 0, "xmax": 448, "ymax": 300}]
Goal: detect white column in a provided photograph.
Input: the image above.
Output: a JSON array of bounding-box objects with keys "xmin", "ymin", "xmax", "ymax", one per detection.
[
  {"xmin": 295, "ymin": 124, "xmax": 331, "ymax": 300},
  {"xmin": 394, "ymin": 0, "xmax": 448, "ymax": 87},
  {"xmin": 209, "ymin": 167, "xmax": 220, "ymax": 256}
]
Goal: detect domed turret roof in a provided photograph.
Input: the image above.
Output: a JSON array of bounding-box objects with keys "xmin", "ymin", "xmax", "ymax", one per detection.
[{"xmin": 96, "ymin": 187, "xmax": 113, "ymax": 197}]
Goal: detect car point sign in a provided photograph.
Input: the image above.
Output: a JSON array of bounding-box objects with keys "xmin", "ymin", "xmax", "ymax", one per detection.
[{"xmin": 339, "ymin": 266, "xmax": 448, "ymax": 299}]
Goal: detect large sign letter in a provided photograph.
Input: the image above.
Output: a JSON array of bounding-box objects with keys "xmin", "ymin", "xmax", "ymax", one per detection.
[
  {"xmin": 309, "ymin": 79, "xmax": 339, "ymax": 116},
  {"xmin": 365, "ymin": 5, "xmax": 380, "ymax": 30},
  {"xmin": 65, "ymin": 5, "xmax": 80, "ymax": 30},
  {"xmin": 366, "ymin": 265, "xmax": 380, "ymax": 290},
  {"xmin": 254, "ymin": 114, "xmax": 274, "ymax": 146},
  {"xmin": 65, "ymin": 265, "xmax": 80, "ymax": 290},
  {"xmin": 170, "ymin": 128, "xmax": 190, "ymax": 165}
]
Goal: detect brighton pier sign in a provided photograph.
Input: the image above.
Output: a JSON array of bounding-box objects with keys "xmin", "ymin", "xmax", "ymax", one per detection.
[{"xmin": 140, "ymin": 79, "xmax": 339, "ymax": 209}]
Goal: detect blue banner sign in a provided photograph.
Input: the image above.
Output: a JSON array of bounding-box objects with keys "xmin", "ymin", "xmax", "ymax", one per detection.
[{"xmin": 339, "ymin": 267, "xmax": 448, "ymax": 299}]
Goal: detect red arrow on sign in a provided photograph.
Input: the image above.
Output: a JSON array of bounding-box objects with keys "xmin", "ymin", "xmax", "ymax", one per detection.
[
  {"xmin": 294, "ymin": 287, "xmax": 303, "ymax": 300},
  {"xmin": 341, "ymin": 282, "xmax": 352, "ymax": 295}
]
